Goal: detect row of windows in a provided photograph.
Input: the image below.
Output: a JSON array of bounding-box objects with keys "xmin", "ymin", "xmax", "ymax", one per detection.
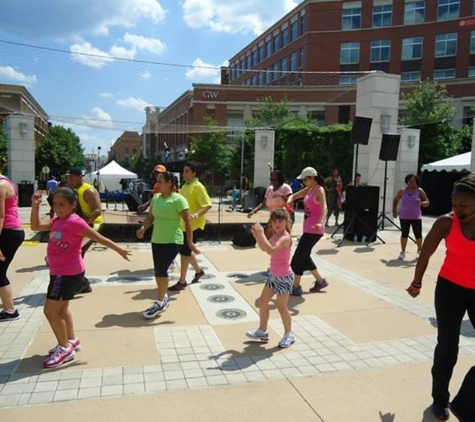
[
  {"xmin": 340, "ymin": 31, "xmax": 473, "ymax": 64},
  {"xmin": 343, "ymin": 0, "xmax": 463, "ymax": 31},
  {"xmin": 230, "ymin": 15, "xmax": 306, "ymax": 80}
]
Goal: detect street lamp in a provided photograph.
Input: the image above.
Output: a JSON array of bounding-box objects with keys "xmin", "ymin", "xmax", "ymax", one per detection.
[{"xmin": 97, "ymin": 146, "xmax": 101, "ymax": 170}]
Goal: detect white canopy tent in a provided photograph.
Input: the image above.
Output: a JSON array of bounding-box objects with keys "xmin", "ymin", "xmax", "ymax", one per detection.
[
  {"xmin": 85, "ymin": 160, "xmax": 138, "ymax": 191},
  {"xmin": 421, "ymin": 151, "xmax": 472, "ymax": 172}
]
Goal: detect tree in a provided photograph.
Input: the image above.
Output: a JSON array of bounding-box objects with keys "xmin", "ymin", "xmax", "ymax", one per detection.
[
  {"xmin": 0, "ymin": 124, "xmax": 7, "ymax": 159},
  {"xmin": 399, "ymin": 79, "xmax": 458, "ymax": 170},
  {"xmin": 35, "ymin": 125, "xmax": 85, "ymax": 176}
]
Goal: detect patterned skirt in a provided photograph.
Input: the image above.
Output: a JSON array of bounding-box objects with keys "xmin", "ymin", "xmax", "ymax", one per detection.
[{"xmin": 266, "ymin": 273, "xmax": 294, "ymax": 295}]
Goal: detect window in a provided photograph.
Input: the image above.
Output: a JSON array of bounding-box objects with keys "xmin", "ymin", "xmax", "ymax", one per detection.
[
  {"xmin": 125, "ymin": 148, "xmax": 130, "ymax": 159},
  {"xmin": 340, "ymin": 42, "xmax": 360, "ymax": 64},
  {"xmin": 401, "ymin": 72, "xmax": 421, "ymax": 82},
  {"xmin": 266, "ymin": 40, "xmax": 272, "ymax": 58},
  {"xmin": 246, "ymin": 55, "xmax": 251, "ymax": 70},
  {"xmin": 265, "ymin": 67, "xmax": 271, "ymax": 84},
  {"xmin": 300, "ymin": 47, "xmax": 305, "ymax": 69},
  {"xmin": 470, "ymin": 67, "xmax": 475, "ymax": 77},
  {"xmin": 132, "ymin": 149, "xmax": 137, "ymax": 158},
  {"xmin": 463, "ymin": 106, "xmax": 475, "ymax": 125},
  {"xmin": 370, "ymin": 40, "xmax": 391, "ymax": 62},
  {"xmin": 300, "ymin": 14, "xmax": 306, "ymax": 35},
  {"xmin": 252, "ymin": 74, "xmax": 257, "ymax": 85},
  {"xmin": 252, "ymin": 50, "xmax": 258, "ymax": 66},
  {"xmin": 308, "ymin": 111, "xmax": 325, "ymax": 127},
  {"xmin": 373, "ymin": 5, "xmax": 392, "ymax": 28},
  {"xmin": 435, "ymin": 33, "xmax": 457, "ymax": 57},
  {"xmin": 402, "ymin": 37, "xmax": 423, "ymax": 60},
  {"xmin": 259, "ymin": 45, "xmax": 265, "ymax": 62},
  {"xmin": 291, "ymin": 21, "xmax": 298, "ymax": 41},
  {"xmin": 471, "ymin": 31, "xmax": 475, "ymax": 54},
  {"xmin": 433, "ymin": 69, "xmax": 455, "ymax": 80},
  {"xmin": 342, "ymin": 8, "xmax": 361, "ymax": 30},
  {"xmin": 282, "ymin": 28, "xmax": 289, "ymax": 47},
  {"xmin": 273, "ymin": 62, "xmax": 279, "ymax": 82},
  {"xmin": 404, "ymin": 2, "xmax": 425, "ymax": 24},
  {"xmin": 339, "ymin": 75, "xmax": 358, "ymax": 85},
  {"xmin": 290, "ymin": 52, "xmax": 297, "ymax": 71},
  {"xmin": 258, "ymin": 71, "xmax": 264, "ymax": 86},
  {"xmin": 438, "ymin": 0, "xmax": 459, "ymax": 21},
  {"xmin": 281, "ymin": 57, "xmax": 288, "ymax": 74},
  {"xmin": 273, "ymin": 35, "xmax": 280, "ymax": 53}
]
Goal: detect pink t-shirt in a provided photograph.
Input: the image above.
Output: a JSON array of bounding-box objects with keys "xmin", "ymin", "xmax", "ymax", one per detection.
[
  {"xmin": 0, "ymin": 177, "xmax": 22, "ymax": 229},
  {"xmin": 265, "ymin": 184, "xmax": 292, "ymax": 210},
  {"xmin": 303, "ymin": 185, "xmax": 325, "ymax": 235},
  {"xmin": 47, "ymin": 214, "xmax": 90, "ymax": 275},
  {"xmin": 269, "ymin": 232, "xmax": 293, "ymax": 277}
]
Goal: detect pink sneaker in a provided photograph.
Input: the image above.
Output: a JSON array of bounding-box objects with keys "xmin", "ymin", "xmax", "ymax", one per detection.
[
  {"xmin": 44, "ymin": 345, "xmax": 75, "ymax": 368},
  {"xmin": 48, "ymin": 338, "xmax": 81, "ymax": 355}
]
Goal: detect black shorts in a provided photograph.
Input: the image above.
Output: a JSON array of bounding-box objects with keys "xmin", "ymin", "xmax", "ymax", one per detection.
[
  {"xmin": 179, "ymin": 229, "xmax": 203, "ymax": 257},
  {"xmin": 400, "ymin": 219, "xmax": 422, "ymax": 239},
  {"xmin": 0, "ymin": 229, "xmax": 25, "ymax": 288},
  {"xmin": 47, "ymin": 272, "xmax": 85, "ymax": 301},
  {"xmin": 152, "ymin": 243, "xmax": 180, "ymax": 277}
]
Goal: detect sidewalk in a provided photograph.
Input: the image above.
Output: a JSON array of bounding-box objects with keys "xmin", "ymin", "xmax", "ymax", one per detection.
[{"xmin": 0, "ymin": 205, "xmax": 474, "ymax": 421}]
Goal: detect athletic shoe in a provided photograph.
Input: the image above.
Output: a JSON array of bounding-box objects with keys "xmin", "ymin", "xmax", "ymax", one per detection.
[
  {"xmin": 143, "ymin": 296, "xmax": 169, "ymax": 319},
  {"xmin": 76, "ymin": 277, "xmax": 92, "ymax": 294},
  {"xmin": 309, "ymin": 279, "xmax": 329, "ymax": 293},
  {"xmin": 191, "ymin": 270, "xmax": 205, "ymax": 284},
  {"xmin": 291, "ymin": 286, "xmax": 303, "ymax": 296},
  {"xmin": 278, "ymin": 332, "xmax": 295, "ymax": 349},
  {"xmin": 44, "ymin": 345, "xmax": 75, "ymax": 368},
  {"xmin": 168, "ymin": 281, "xmax": 187, "ymax": 291},
  {"xmin": 246, "ymin": 328, "xmax": 269, "ymax": 341},
  {"xmin": 398, "ymin": 251, "xmax": 406, "ymax": 260},
  {"xmin": 48, "ymin": 338, "xmax": 81, "ymax": 355},
  {"xmin": 0, "ymin": 309, "xmax": 20, "ymax": 322},
  {"xmin": 431, "ymin": 402, "xmax": 449, "ymax": 421}
]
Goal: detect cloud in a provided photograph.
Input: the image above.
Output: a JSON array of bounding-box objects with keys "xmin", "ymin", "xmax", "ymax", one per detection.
[
  {"xmin": 123, "ymin": 33, "xmax": 166, "ymax": 55},
  {"xmin": 100, "ymin": 92, "xmax": 115, "ymax": 99},
  {"xmin": 0, "ymin": 66, "xmax": 38, "ymax": 85},
  {"xmin": 182, "ymin": 0, "xmax": 301, "ymax": 35},
  {"xmin": 185, "ymin": 58, "xmax": 227, "ymax": 83},
  {"xmin": 70, "ymin": 41, "xmax": 114, "ymax": 69},
  {"xmin": 141, "ymin": 70, "xmax": 152, "ymax": 80},
  {"xmin": 116, "ymin": 96, "xmax": 152, "ymax": 112},
  {"xmin": 0, "ymin": 0, "xmax": 167, "ymax": 39}
]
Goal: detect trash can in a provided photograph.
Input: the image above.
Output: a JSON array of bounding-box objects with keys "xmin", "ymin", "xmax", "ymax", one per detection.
[
  {"xmin": 242, "ymin": 195, "xmax": 258, "ymax": 212},
  {"xmin": 18, "ymin": 181, "xmax": 34, "ymax": 207}
]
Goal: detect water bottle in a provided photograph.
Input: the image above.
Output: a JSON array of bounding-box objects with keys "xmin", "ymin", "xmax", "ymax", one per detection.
[{"xmin": 353, "ymin": 234, "xmax": 358, "ymax": 243}]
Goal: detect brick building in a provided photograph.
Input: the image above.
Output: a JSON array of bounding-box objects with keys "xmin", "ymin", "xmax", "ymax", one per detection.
[{"xmin": 109, "ymin": 131, "xmax": 141, "ymax": 162}]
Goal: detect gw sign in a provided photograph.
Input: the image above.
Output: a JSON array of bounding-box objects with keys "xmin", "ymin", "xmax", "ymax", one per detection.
[{"xmin": 203, "ymin": 91, "xmax": 219, "ymax": 99}]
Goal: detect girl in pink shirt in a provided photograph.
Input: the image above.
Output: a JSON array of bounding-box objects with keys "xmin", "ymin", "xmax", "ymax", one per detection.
[
  {"xmin": 30, "ymin": 187, "xmax": 130, "ymax": 369},
  {"xmin": 246, "ymin": 209, "xmax": 295, "ymax": 348}
]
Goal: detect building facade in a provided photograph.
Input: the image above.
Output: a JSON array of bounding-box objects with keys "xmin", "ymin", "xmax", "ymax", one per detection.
[{"xmin": 109, "ymin": 131, "xmax": 141, "ymax": 162}]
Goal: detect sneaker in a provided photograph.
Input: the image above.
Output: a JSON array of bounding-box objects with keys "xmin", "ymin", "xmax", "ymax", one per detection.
[
  {"xmin": 191, "ymin": 270, "xmax": 205, "ymax": 284},
  {"xmin": 246, "ymin": 328, "xmax": 269, "ymax": 341},
  {"xmin": 278, "ymin": 332, "xmax": 295, "ymax": 349},
  {"xmin": 168, "ymin": 281, "xmax": 187, "ymax": 291},
  {"xmin": 431, "ymin": 402, "xmax": 450, "ymax": 421},
  {"xmin": 44, "ymin": 345, "xmax": 75, "ymax": 368},
  {"xmin": 76, "ymin": 277, "xmax": 92, "ymax": 294},
  {"xmin": 143, "ymin": 296, "xmax": 169, "ymax": 319},
  {"xmin": 291, "ymin": 285, "xmax": 303, "ymax": 296},
  {"xmin": 48, "ymin": 338, "xmax": 81, "ymax": 355},
  {"xmin": 0, "ymin": 309, "xmax": 20, "ymax": 322},
  {"xmin": 309, "ymin": 279, "xmax": 329, "ymax": 293},
  {"xmin": 398, "ymin": 251, "xmax": 406, "ymax": 260}
]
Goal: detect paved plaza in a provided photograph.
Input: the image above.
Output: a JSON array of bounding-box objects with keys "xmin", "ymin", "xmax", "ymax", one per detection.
[{"xmin": 0, "ymin": 204, "xmax": 474, "ymax": 421}]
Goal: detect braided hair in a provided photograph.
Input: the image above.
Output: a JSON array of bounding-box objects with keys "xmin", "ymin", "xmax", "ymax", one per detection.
[{"xmin": 453, "ymin": 173, "xmax": 475, "ymax": 196}]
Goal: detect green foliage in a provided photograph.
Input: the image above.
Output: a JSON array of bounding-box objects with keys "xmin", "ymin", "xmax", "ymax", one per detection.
[
  {"xmin": 0, "ymin": 124, "xmax": 7, "ymax": 159},
  {"xmin": 245, "ymin": 96, "xmax": 293, "ymax": 128},
  {"xmin": 35, "ymin": 125, "xmax": 85, "ymax": 175}
]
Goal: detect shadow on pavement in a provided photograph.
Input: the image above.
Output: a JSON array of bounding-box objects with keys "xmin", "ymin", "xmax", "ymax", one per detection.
[
  {"xmin": 212, "ymin": 343, "xmax": 285, "ymax": 371},
  {"xmin": 9, "ymin": 355, "xmax": 86, "ymax": 376},
  {"xmin": 95, "ymin": 312, "xmax": 174, "ymax": 328},
  {"xmin": 15, "ymin": 265, "xmax": 47, "ymax": 273},
  {"xmin": 380, "ymin": 258, "xmax": 417, "ymax": 268},
  {"xmin": 429, "ymin": 317, "xmax": 475, "ymax": 338}
]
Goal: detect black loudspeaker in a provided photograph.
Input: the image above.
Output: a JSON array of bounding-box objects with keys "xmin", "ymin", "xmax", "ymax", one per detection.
[
  {"xmin": 379, "ymin": 134, "xmax": 401, "ymax": 161},
  {"xmin": 350, "ymin": 116, "xmax": 372, "ymax": 145},
  {"xmin": 124, "ymin": 194, "xmax": 140, "ymax": 212},
  {"xmin": 343, "ymin": 186, "xmax": 380, "ymax": 241},
  {"xmin": 232, "ymin": 225, "xmax": 256, "ymax": 247}
]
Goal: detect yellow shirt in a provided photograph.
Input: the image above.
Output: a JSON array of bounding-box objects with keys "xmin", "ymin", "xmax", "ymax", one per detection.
[
  {"xmin": 180, "ymin": 179, "xmax": 211, "ymax": 231},
  {"xmin": 77, "ymin": 182, "xmax": 103, "ymax": 224}
]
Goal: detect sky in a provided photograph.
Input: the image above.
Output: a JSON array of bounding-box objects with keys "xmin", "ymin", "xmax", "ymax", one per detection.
[{"xmin": 0, "ymin": 0, "xmax": 303, "ymax": 155}]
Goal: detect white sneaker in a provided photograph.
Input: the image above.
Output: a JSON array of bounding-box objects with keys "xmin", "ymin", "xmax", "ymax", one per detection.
[
  {"xmin": 246, "ymin": 328, "xmax": 269, "ymax": 341},
  {"xmin": 398, "ymin": 251, "xmax": 406, "ymax": 260},
  {"xmin": 278, "ymin": 333, "xmax": 295, "ymax": 349}
]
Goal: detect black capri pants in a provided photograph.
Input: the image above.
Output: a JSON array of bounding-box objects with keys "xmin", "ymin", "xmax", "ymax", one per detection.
[
  {"xmin": 152, "ymin": 243, "xmax": 180, "ymax": 277},
  {"xmin": 180, "ymin": 229, "xmax": 203, "ymax": 257},
  {"xmin": 291, "ymin": 233, "xmax": 323, "ymax": 276},
  {"xmin": 400, "ymin": 219, "xmax": 422, "ymax": 239},
  {"xmin": 0, "ymin": 229, "xmax": 25, "ymax": 288}
]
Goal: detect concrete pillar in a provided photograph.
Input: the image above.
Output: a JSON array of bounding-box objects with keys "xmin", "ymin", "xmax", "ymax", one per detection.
[
  {"xmin": 355, "ymin": 73, "xmax": 401, "ymax": 214},
  {"xmin": 254, "ymin": 130, "xmax": 275, "ymax": 189},
  {"xmin": 394, "ymin": 128, "xmax": 421, "ymax": 193},
  {"xmin": 5, "ymin": 115, "xmax": 35, "ymax": 183}
]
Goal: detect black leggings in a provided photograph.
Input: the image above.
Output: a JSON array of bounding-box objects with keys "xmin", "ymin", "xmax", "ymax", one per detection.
[
  {"xmin": 432, "ymin": 277, "xmax": 475, "ymax": 419},
  {"xmin": 400, "ymin": 219, "xmax": 422, "ymax": 239},
  {"xmin": 290, "ymin": 233, "xmax": 323, "ymax": 276},
  {"xmin": 152, "ymin": 243, "xmax": 180, "ymax": 277},
  {"xmin": 0, "ymin": 229, "xmax": 25, "ymax": 288}
]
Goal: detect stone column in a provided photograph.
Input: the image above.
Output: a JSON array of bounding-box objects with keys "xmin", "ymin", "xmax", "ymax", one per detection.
[
  {"xmin": 5, "ymin": 115, "xmax": 36, "ymax": 183},
  {"xmin": 394, "ymin": 128, "xmax": 420, "ymax": 192},
  {"xmin": 254, "ymin": 130, "xmax": 275, "ymax": 189},
  {"xmin": 355, "ymin": 73, "xmax": 401, "ymax": 214}
]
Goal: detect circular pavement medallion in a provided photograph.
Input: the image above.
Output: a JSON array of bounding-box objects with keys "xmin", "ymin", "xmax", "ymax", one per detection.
[
  {"xmin": 199, "ymin": 283, "xmax": 225, "ymax": 291},
  {"xmin": 207, "ymin": 295, "xmax": 235, "ymax": 304},
  {"xmin": 201, "ymin": 273, "xmax": 215, "ymax": 280},
  {"xmin": 216, "ymin": 308, "xmax": 247, "ymax": 320}
]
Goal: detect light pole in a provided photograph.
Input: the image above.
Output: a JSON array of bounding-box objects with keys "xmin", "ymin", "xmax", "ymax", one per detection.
[
  {"xmin": 240, "ymin": 131, "xmax": 245, "ymax": 179},
  {"xmin": 97, "ymin": 146, "xmax": 101, "ymax": 188}
]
